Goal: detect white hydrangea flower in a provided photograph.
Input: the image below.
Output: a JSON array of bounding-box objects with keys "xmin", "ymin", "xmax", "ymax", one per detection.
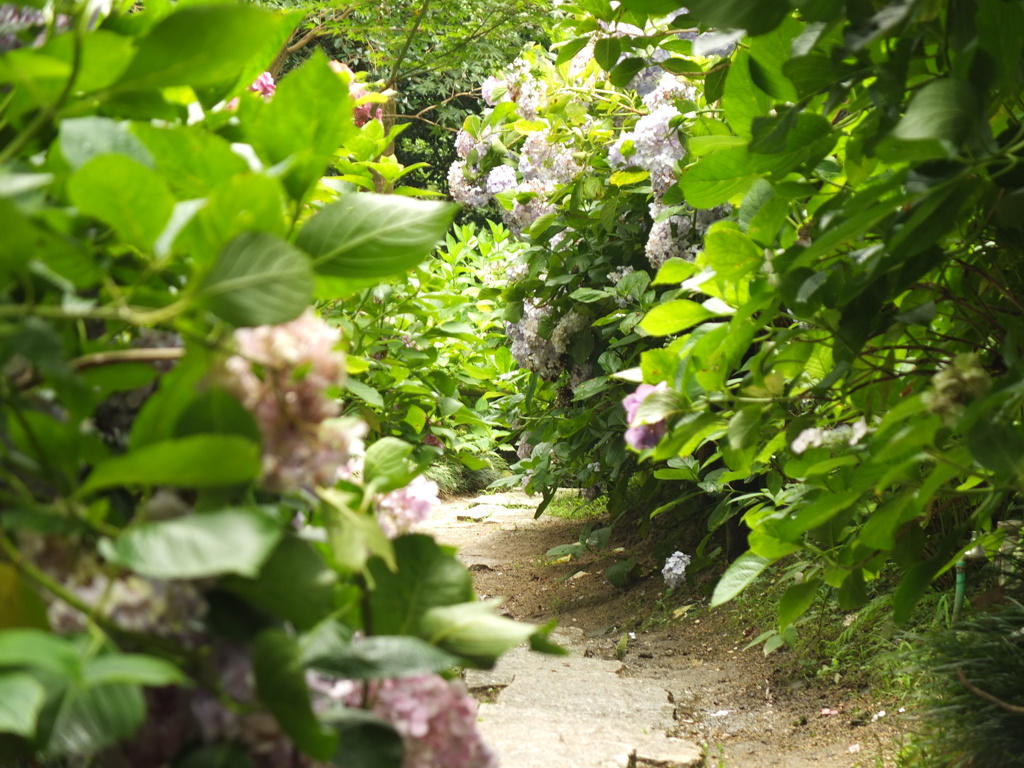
[{"xmin": 662, "ymin": 551, "xmax": 691, "ymax": 589}]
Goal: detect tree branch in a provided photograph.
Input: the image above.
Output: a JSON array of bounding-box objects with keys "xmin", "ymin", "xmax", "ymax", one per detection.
[{"xmin": 957, "ymin": 668, "xmax": 1024, "ymax": 715}]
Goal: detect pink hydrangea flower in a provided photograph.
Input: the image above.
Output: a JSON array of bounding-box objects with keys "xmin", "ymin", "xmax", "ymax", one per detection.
[
  {"xmin": 375, "ymin": 475, "xmax": 440, "ymax": 538},
  {"xmin": 248, "ymin": 71, "xmax": 276, "ymax": 99},
  {"xmin": 622, "ymin": 381, "xmax": 668, "ymax": 451},
  {"xmin": 309, "ymin": 673, "xmax": 497, "ymax": 768},
  {"xmin": 329, "ymin": 60, "xmax": 384, "ymax": 126},
  {"xmin": 217, "ymin": 309, "xmax": 365, "ymax": 491}
]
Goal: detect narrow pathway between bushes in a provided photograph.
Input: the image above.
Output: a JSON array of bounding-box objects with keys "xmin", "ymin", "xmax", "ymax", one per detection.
[{"xmin": 416, "ymin": 492, "xmax": 907, "ymax": 768}]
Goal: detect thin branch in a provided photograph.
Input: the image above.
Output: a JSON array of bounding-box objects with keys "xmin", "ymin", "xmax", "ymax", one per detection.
[{"xmin": 957, "ymin": 668, "xmax": 1024, "ymax": 715}]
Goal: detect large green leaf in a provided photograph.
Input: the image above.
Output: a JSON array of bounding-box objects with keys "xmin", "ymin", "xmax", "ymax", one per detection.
[
  {"xmin": 419, "ymin": 599, "xmax": 537, "ymax": 668},
  {"xmin": 98, "ymin": 507, "xmax": 282, "ymax": 579},
  {"xmin": 0, "ymin": 630, "xmax": 80, "ymax": 677},
  {"xmin": 113, "ymin": 5, "xmax": 285, "ymax": 92},
  {"xmin": 197, "ymin": 232, "xmax": 314, "ymax": 327},
  {"xmin": 59, "ymin": 117, "xmax": 154, "ymax": 171},
  {"xmin": 321, "ymin": 708, "xmax": 404, "ymax": 768},
  {"xmin": 83, "ymin": 654, "xmax": 190, "ymax": 688},
  {"xmin": 0, "ymin": 672, "xmax": 46, "ymax": 737},
  {"xmin": 67, "ymin": 155, "xmax": 175, "ymax": 250},
  {"xmin": 363, "ymin": 437, "xmax": 415, "ymax": 493},
  {"xmin": 640, "ymin": 300, "xmax": 719, "ymax": 336},
  {"xmin": 723, "ymin": 51, "xmax": 773, "ymax": 139},
  {"xmin": 45, "ymin": 683, "xmax": 145, "ymax": 757},
  {"xmin": 966, "ymin": 422, "xmax": 1024, "ymax": 478},
  {"xmin": 296, "ymin": 194, "xmax": 457, "ymax": 279},
  {"xmin": 302, "ymin": 634, "xmax": 458, "ymax": 679},
  {"xmin": 253, "ymin": 629, "xmax": 337, "ymax": 760},
  {"xmin": 81, "ymin": 435, "xmax": 261, "ymax": 493},
  {"xmin": 175, "ymin": 744, "xmax": 256, "ymax": 768},
  {"xmin": 711, "ymin": 551, "xmax": 772, "ymax": 607},
  {"xmin": 778, "ymin": 577, "xmax": 820, "ymax": 631},
  {"xmin": 366, "ymin": 535, "xmax": 474, "ymax": 636},
  {"xmin": 684, "ymin": 0, "xmax": 790, "ymax": 36},
  {"xmin": 890, "ymin": 78, "xmax": 983, "ymax": 155},
  {"xmin": 181, "ymin": 173, "xmax": 289, "ymax": 266},
  {"xmin": 240, "ymin": 51, "xmax": 355, "ymax": 202},
  {"xmin": 0, "ymin": 563, "xmax": 49, "ymax": 630},
  {"xmin": 680, "ymin": 146, "xmax": 759, "ymax": 208},
  {"xmin": 131, "ymin": 123, "xmax": 248, "ymax": 198},
  {"xmin": 222, "ymin": 535, "xmax": 337, "ymax": 630}
]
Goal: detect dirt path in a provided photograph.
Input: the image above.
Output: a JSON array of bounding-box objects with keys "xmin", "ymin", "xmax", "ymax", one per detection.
[{"xmin": 418, "ymin": 492, "xmax": 908, "ymax": 768}]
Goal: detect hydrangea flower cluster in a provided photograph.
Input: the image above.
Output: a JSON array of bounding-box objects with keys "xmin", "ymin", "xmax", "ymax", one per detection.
[
  {"xmin": 375, "ymin": 474, "xmax": 441, "ymax": 538},
  {"xmin": 518, "ymin": 130, "xmax": 582, "ymax": 186},
  {"xmin": 308, "ymin": 673, "xmax": 497, "ymax": 768},
  {"xmin": 506, "ymin": 302, "xmax": 591, "ymax": 381},
  {"xmin": 791, "ymin": 418, "xmax": 869, "ymax": 455},
  {"xmin": 645, "ymin": 201, "xmax": 730, "ymax": 268},
  {"xmin": 506, "ymin": 300, "xmax": 560, "ymax": 379},
  {"xmin": 0, "ymin": 3, "xmax": 69, "ymax": 52},
  {"xmin": 923, "ymin": 352, "xmax": 992, "ymax": 426},
  {"xmin": 662, "ymin": 550, "xmax": 691, "ymax": 589},
  {"xmin": 447, "ymin": 160, "xmax": 491, "ymax": 207},
  {"xmin": 609, "ymin": 101, "xmax": 684, "ymax": 196},
  {"xmin": 622, "ymin": 382, "xmax": 668, "ymax": 451},
  {"xmin": 328, "ymin": 61, "xmax": 384, "ymax": 126},
  {"xmin": 248, "ymin": 71, "xmax": 276, "ymax": 99},
  {"xmin": 217, "ymin": 308, "xmax": 366, "ymax": 491},
  {"xmin": 482, "ymin": 57, "xmax": 545, "ymax": 118}
]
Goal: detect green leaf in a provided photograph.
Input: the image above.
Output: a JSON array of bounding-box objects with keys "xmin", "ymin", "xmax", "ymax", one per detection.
[
  {"xmin": 253, "ymin": 629, "xmax": 337, "ymax": 760},
  {"xmin": 131, "ymin": 123, "xmax": 248, "ymax": 198},
  {"xmin": 364, "ymin": 438, "xmax": 415, "ymax": 493},
  {"xmin": 322, "ymin": 709, "xmax": 404, "ymax": 768},
  {"xmin": 890, "ymin": 78, "xmax": 983, "ymax": 154},
  {"xmin": 419, "ymin": 599, "xmax": 537, "ymax": 668},
  {"xmin": 129, "ymin": 351, "xmax": 207, "ymax": 449},
  {"xmin": 296, "ymin": 194, "xmax": 457, "ymax": 279},
  {"xmin": 240, "ymin": 51, "xmax": 355, "ymax": 201},
  {"xmin": 594, "ymin": 37, "xmax": 621, "ymax": 72},
  {"xmin": 0, "ymin": 629, "xmax": 80, "ymax": 677},
  {"xmin": 0, "ymin": 563, "xmax": 49, "ymax": 630},
  {"xmin": 680, "ymin": 146, "xmax": 759, "ymax": 208},
  {"xmin": 605, "ymin": 556, "xmax": 638, "ymax": 587},
  {"xmin": 59, "ymin": 117, "xmax": 154, "ymax": 171},
  {"xmin": 81, "ymin": 435, "xmax": 261, "ymax": 494},
  {"xmin": 778, "ymin": 578, "xmax": 820, "ymax": 631},
  {"xmin": 345, "ymin": 378, "xmax": 385, "ymax": 408},
  {"xmin": 722, "ymin": 51, "xmax": 773, "ymax": 139},
  {"xmin": 197, "ymin": 232, "xmax": 314, "ymax": 327},
  {"xmin": 114, "ymin": 5, "xmax": 285, "ymax": 92},
  {"xmin": 45, "ymin": 683, "xmax": 145, "ymax": 758},
  {"xmin": 966, "ymin": 422, "xmax": 1024, "ymax": 477},
  {"xmin": 0, "ymin": 673, "xmax": 46, "ymax": 737},
  {"xmin": 83, "ymin": 654, "xmax": 190, "ymax": 688},
  {"xmin": 640, "ymin": 300, "xmax": 717, "ymax": 335},
  {"xmin": 99, "ymin": 507, "xmax": 282, "ymax": 579},
  {"xmin": 727, "ymin": 407, "xmax": 762, "ymax": 450},
  {"xmin": 652, "ymin": 258, "xmax": 700, "ymax": 285},
  {"xmin": 711, "ymin": 551, "xmax": 772, "ymax": 607},
  {"xmin": 302, "ymin": 634, "xmax": 458, "ymax": 679},
  {"xmin": 67, "ymin": 155, "xmax": 175, "ymax": 250},
  {"xmin": 222, "ymin": 536, "xmax": 337, "ymax": 630},
  {"xmin": 684, "ymin": 0, "xmax": 790, "ymax": 36},
  {"xmin": 367, "ymin": 535, "xmax": 474, "ymax": 636},
  {"xmin": 703, "ymin": 228, "xmax": 763, "ymax": 282},
  {"xmin": 609, "ymin": 57, "xmax": 646, "ymax": 88}
]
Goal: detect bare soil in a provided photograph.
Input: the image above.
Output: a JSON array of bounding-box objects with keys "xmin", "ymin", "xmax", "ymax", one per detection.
[{"xmin": 430, "ymin": 495, "xmax": 911, "ymax": 768}]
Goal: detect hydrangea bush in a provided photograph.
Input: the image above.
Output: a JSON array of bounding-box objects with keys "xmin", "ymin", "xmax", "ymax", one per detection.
[{"xmin": 0, "ymin": 2, "xmax": 558, "ymax": 764}]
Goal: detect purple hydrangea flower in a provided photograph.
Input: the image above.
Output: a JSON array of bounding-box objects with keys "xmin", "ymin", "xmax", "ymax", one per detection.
[{"xmin": 622, "ymin": 382, "xmax": 668, "ymax": 451}]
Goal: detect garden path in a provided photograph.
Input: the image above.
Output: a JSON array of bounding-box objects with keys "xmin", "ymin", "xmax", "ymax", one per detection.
[{"xmin": 417, "ymin": 492, "xmax": 905, "ymax": 768}]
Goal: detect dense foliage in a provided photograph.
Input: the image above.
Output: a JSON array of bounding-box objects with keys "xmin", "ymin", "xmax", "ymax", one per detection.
[
  {"xmin": 0, "ymin": 2, "xmax": 557, "ymax": 765},
  {"xmin": 451, "ymin": 0, "xmax": 1024, "ymax": 639}
]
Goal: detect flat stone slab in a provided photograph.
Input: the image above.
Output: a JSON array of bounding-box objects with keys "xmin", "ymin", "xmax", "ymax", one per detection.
[{"xmin": 468, "ymin": 644, "xmax": 701, "ymax": 768}]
